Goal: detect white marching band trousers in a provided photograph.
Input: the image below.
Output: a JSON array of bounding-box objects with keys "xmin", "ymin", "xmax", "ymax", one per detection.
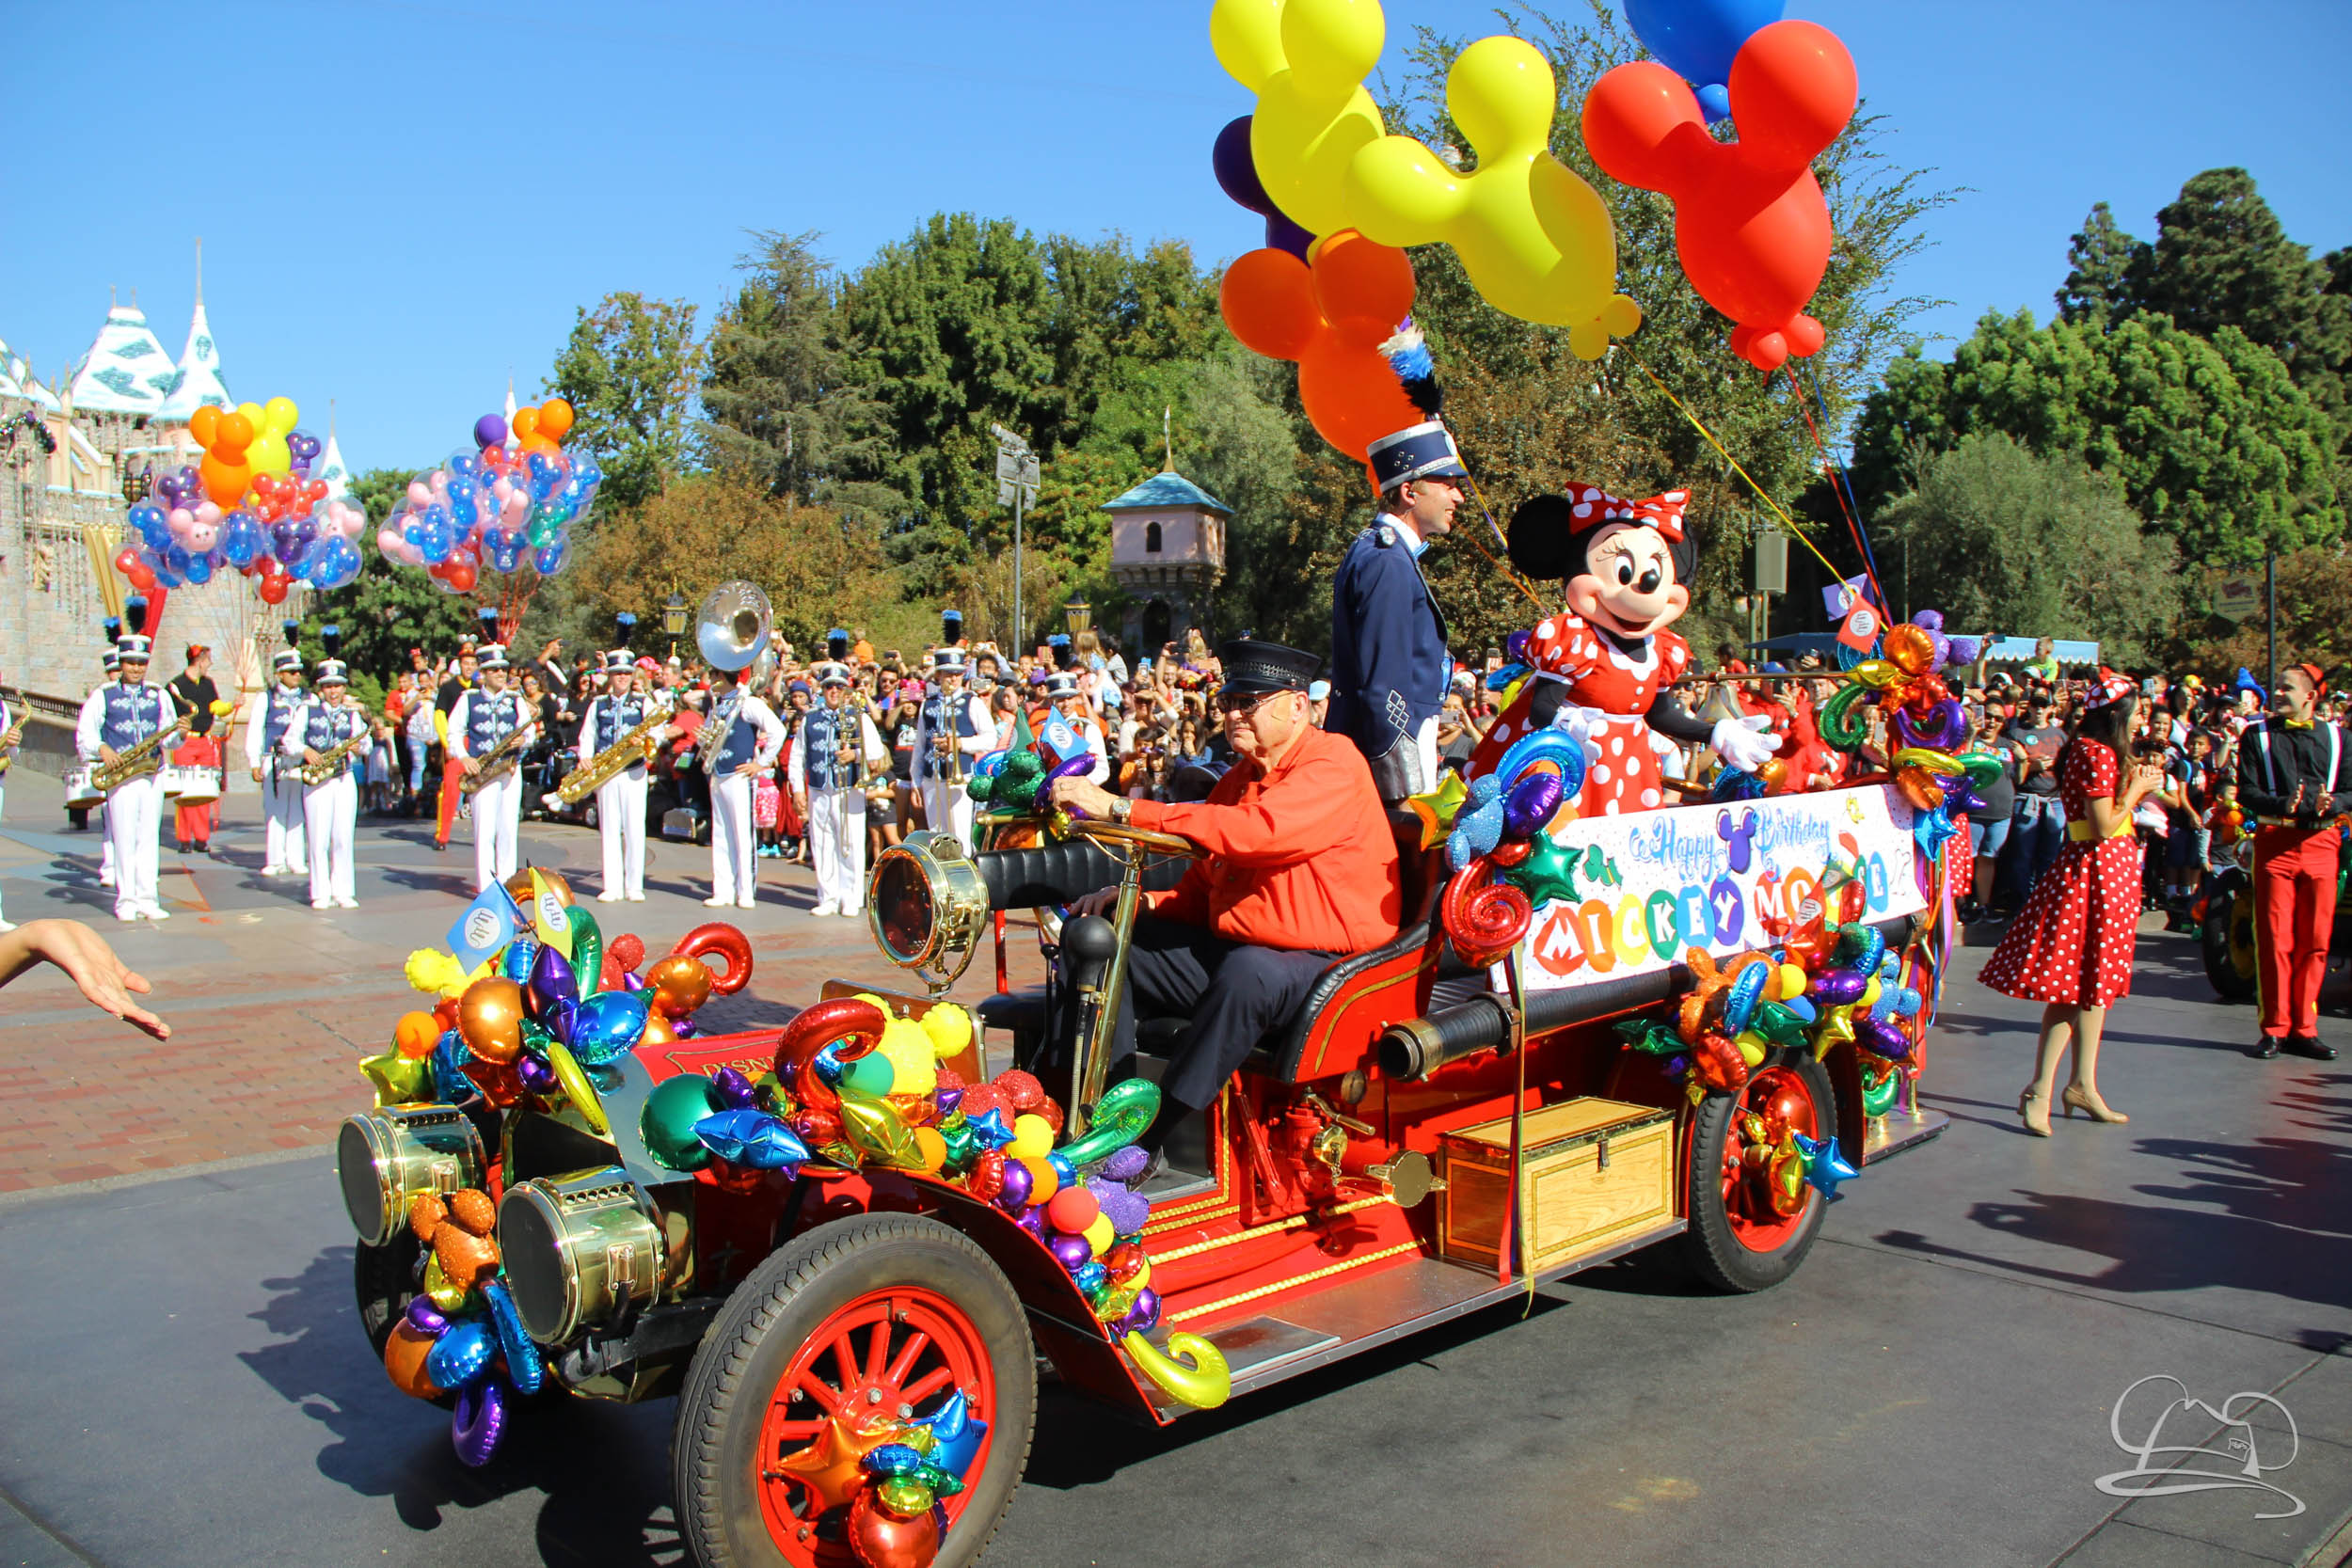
[
  {"xmin": 470, "ymin": 771, "xmax": 523, "ymax": 893},
  {"xmin": 263, "ymin": 767, "xmax": 308, "ymax": 874},
  {"xmin": 105, "ymin": 776, "xmax": 163, "ymax": 918},
  {"xmin": 920, "ymin": 779, "xmax": 974, "ymax": 851},
  {"xmin": 303, "ymin": 771, "xmax": 358, "ymax": 905},
  {"xmin": 808, "ymin": 787, "xmax": 866, "ymax": 912},
  {"xmin": 709, "ymin": 771, "xmax": 757, "ymax": 906},
  {"xmin": 596, "ymin": 770, "xmax": 649, "ymax": 899}
]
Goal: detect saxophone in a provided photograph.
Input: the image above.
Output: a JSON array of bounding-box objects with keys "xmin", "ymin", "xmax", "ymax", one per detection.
[
  {"xmin": 92, "ymin": 698, "xmax": 228, "ymax": 792},
  {"xmin": 299, "ymin": 721, "xmax": 371, "ymax": 784},
  {"xmin": 554, "ymin": 696, "xmax": 674, "ymax": 805},
  {"xmin": 458, "ymin": 712, "xmax": 535, "ymax": 796}
]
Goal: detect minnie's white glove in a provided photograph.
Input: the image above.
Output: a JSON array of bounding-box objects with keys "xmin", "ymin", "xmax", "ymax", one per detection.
[{"xmin": 1710, "ymin": 714, "xmax": 1783, "ymax": 774}]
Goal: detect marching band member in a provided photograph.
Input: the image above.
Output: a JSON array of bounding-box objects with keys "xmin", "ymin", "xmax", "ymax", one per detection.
[
  {"xmin": 701, "ymin": 661, "xmax": 786, "ymax": 910},
  {"xmin": 0, "ymin": 670, "xmax": 20, "ymax": 930},
  {"xmin": 789, "ymin": 661, "xmax": 888, "ymax": 917},
  {"xmin": 914, "ymin": 647, "xmax": 991, "ymax": 846},
  {"xmin": 446, "ymin": 644, "xmax": 536, "ymax": 894},
  {"xmin": 569, "ymin": 615, "xmax": 665, "ymax": 904},
  {"xmin": 246, "ymin": 645, "xmax": 310, "ymax": 878},
  {"xmin": 1044, "ymin": 670, "xmax": 1110, "ymax": 784},
  {"xmin": 285, "ymin": 648, "xmax": 367, "ymax": 911},
  {"xmin": 76, "ymin": 620, "xmax": 177, "ymax": 922},
  {"xmin": 2238, "ymin": 660, "xmax": 2350, "ymax": 1060},
  {"xmin": 92, "ymin": 630, "xmax": 119, "ymax": 887}
]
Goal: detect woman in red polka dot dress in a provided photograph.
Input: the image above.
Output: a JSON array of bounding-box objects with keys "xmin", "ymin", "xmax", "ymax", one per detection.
[
  {"xmin": 1468, "ymin": 484, "xmax": 1782, "ymax": 816},
  {"xmin": 1980, "ymin": 673, "xmax": 2165, "ymax": 1135}
]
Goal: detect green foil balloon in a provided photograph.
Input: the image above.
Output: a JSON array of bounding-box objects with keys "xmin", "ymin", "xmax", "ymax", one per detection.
[
  {"xmin": 519, "ymin": 1019, "xmax": 556, "ymax": 1061},
  {"xmin": 566, "ymin": 905, "xmax": 605, "ymax": 996},
  {"xmin": 1861, "ymin": 1067, "xmax": 1900, "ymax": 1118},
  {"xmin": 1058, "ymin": 1077, "xmax": 1161, "ymax": 1168},
  {"xmin": 641, "ymin": 1072, "xmax": 724, "ymax": 1171},
  {"xmin": 938, "ymin": 1116, "xmax": 977, "ymax": 1172},
  {"xmin": 1752, "ymin": 1000, "xmax": 1812, "ymax": 1050}
]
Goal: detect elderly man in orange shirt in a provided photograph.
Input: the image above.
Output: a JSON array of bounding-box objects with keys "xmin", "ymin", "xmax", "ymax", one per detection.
[{"xmin": 1049, "ymin": 639, "xmax": 1402, "ymax": 1167}]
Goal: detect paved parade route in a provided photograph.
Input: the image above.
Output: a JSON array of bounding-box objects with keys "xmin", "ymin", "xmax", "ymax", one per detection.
[{"xmin": 2, "ymin": 777, "xmax": 2348, "ymax": 1567}]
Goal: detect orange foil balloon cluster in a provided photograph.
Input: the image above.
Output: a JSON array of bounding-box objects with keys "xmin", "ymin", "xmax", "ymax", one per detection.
[
  {"xmin": 1581, "ymin": 21, "xmax": 1857, "ymax": 370},
  {"xmin": 1218, "ymin": 230, "xmax": 1423, "ymax": 462}
]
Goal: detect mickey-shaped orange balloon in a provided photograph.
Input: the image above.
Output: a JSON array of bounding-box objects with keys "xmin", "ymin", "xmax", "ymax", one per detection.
[
  {"xmin": 1218, "ymin": 230, "xmax": 1422, "ymax": 461},
  {"xmin": 1582, "ymin": 21, "xmax": 1856, "ymax": 370}
]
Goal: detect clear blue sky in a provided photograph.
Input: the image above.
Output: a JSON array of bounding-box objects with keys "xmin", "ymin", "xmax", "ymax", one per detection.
[{"xmin": 4, "ymin": 0, "xmax": 2344, "ymax": 473}]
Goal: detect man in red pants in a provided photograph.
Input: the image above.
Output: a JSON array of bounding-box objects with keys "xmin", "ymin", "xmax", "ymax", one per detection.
[
  {"xmin": 431, "ymin": 641, "xmax": 479, "ymax": 852},
  {"xmin": 2236, "ymin": 661, "xmax": 2345, "ymax": 1060}
]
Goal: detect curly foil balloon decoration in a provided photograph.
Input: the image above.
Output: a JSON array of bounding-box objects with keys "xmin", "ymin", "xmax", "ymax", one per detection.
[
  {"xmin": 1057, "ymin": 1076, "xmax": 1162, "ymax": 1168},
  {"xmin": 668, "ymin": 922, "xmax": 754, "ymax": 995},
  {"xmin": 482, "ymin": 1280, "xmax": 544, "ymax": 1396},
  {"xmin": 775, "ymin": 998, "xmax": 887, "ymax": 1113},
  {"xmin": 1441, "ymin": 861, "xmax": 1533, "ymax": 967},
  {"xmin": 451, "ymin": 1379, "xmax": 507, "ymax": 1468},
  {"xmin": 1493, "ymin": 726, "xmax": 1590, "ymax": 804},
  {"xmin": 1123, "ymin": 1329, "xmax": 1232, "ymax": 1409}
]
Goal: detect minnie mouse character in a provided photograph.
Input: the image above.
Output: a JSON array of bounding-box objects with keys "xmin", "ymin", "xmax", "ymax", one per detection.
[{"xmin": 1469, "ymin": 484, "xmax": 1780, "ymax": 815}]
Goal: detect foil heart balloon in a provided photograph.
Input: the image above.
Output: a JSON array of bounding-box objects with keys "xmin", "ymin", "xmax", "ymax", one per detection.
[{"xmin": 566, "ymin": 990, "xmax": 650, "ymax": 1067}]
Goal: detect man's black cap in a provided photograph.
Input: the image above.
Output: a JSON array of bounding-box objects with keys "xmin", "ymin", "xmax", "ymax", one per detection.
[{"xmin": 1216, "ymin": 639, "xmax": 1320, "ymax": 701}]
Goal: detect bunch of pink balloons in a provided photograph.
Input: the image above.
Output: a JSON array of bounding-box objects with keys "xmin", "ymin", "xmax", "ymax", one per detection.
[{"xmin": 374, "ymin": 404, "xmax": 601, "ymax": 596}]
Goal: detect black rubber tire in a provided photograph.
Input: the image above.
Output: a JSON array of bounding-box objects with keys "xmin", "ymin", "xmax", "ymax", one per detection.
[
  {"xmin": 671, "ymin": 1212, "xmax": 1036, "ymax": 1568},
  {"xmin": 355, "ymin": 1231, "xmax": 422, "ymax": 1359},
  {"xmin": 2202, "ymin": 881, "xmax": 2258, "ymax": 1003},
  {"xmin": 1678, "ymin": 1050, "xmax": 1835, "ymax": 1293}
]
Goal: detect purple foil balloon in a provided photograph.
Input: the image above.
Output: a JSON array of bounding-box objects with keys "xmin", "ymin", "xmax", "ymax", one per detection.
[
  {"xmin": 995, "ymin": 1158, "xmax": 1035, "ymax": 1212},
  {"xmin": 515, "ymin": 1055, "xmax": 557, "ymax": 1096},
  {"xmin": 934, "ymin": 1085, "xmax": 965, "ymax": 1118},
  {"xmin": 1047, "ymin": 1232, "xmax": 1093, "ymax": 1273},
  {"xmin": 405, "ymin": 1297, "xmax": 450, "ymax": 1336},
  {"xmin": 1099, "ymin": 1145, "xmax": 1151, "ymax": 1184},
  {"xmin": 711, "ymin": 1066, "xmax": 758, "ymax": 1109},
  {"xmin": 621, "ymin": 971, "xmax": 646, "ymax": 991},
  {"xmin": 1854, "ymin": 1014, "xmax": 1913, "ymax": 1060},
  {"xmin": 1894, "ymin": 698, "xmax": 1968, "ymax": 752},
  {"xmin": 452, "ymin": 1380, "xmax": 507, "ymax": 1467},
  {"xmin": 527, "ymin": 942, "xmax": 579, "ymax": 1019},
  {"xmin": 1114, "ymin": 1286, "xmax": 1162, "ymax": 1336},
  {"xmin": 1812, "ymin": 969, "xmax": 1868, "ymax": 1006},
  {"xmin": 1502, "ymin": 772, "xmax": 1565, "ymax": 840},
  {"xmin": 1013, "ymin": 1206, "xmax": 1047, "ymax": 1241}
]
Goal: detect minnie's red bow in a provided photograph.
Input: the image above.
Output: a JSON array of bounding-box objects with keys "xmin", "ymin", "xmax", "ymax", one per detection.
[{"xmin": 1564, "ymin": 484, "xmax": 1690, "ymax": 543}]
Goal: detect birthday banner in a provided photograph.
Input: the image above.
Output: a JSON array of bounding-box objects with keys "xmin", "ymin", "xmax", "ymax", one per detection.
[{"xmin": 1515, "ymin": 784, "xmax": 1924, "ymax": 990}]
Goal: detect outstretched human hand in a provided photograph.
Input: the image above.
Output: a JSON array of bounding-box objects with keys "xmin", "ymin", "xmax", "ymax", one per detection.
[{"xmin": 0, "ymin": 918, "xmax": 170, "ymax": 1038}]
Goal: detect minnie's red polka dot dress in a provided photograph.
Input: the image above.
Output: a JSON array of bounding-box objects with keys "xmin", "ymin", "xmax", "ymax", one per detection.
[
  {"xmin": 1980, "ymin": 741, "xmax": 2140, "ymax": 1007},
  {"xmin": 1468, "ymin": 612, "xmax": 1692, "ymax": 816}
]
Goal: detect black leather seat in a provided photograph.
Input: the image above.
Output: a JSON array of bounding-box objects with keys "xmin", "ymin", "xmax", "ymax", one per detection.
[{"xmin": 974, "ymin": 809, "xmax": 1452, "ymax": 1085}]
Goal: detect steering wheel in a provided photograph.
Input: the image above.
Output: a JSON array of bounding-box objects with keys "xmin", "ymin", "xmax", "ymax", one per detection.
[{"xmin": 1072, "ymin": 816, "xmax": 1201, "ymax": 859}]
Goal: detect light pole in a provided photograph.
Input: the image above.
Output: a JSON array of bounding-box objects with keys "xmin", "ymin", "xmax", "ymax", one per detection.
[
  {"xmin": 1064, "ymin": 595, "xmax": 1091, "ymax": 639},
  {"xmin": 663, "ymin": 590, "xmax": 688, "ymax": 660},
  {"xmin": 992, "ymin": 423, "xmax": 1038, "ymax": 647}
]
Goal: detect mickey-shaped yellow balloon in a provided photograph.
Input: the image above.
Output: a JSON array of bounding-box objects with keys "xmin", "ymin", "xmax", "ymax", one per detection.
[
  {"xmin": 236, "ymin": 396, "xmax": 301, "ymax": 480},
  {"xmin": 876, "ymin": 1017, "xmax": 940, "ymax": 1098},
  {"xmin": 1344, "ymin": 36, "xmax": 1640, "ymax": 356},
  {"xmin": 1210, "ymin": 0, "xmax": 1388, "ymax": 241}
]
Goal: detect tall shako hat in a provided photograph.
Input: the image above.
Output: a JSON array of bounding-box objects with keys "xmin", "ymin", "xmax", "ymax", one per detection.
[
  {"xmin": 313, "ymin": 625, "xmax": 346, "ymax": 684},
  {"xmin": 1042, "ymin": 669, "xmax": 1082, "ymax": 702},
  {"xmin": 940, "ymin": 609, "xmax": 963, "ymax": 643},
  {"xmin": 827, "ymin": 627, "xmax": 850, "ymax": 662},
  {"xmin": 1216, "ymin": 639, "xmax": 1321, "ymax": 702},
  {"xmin": 475, "ymin": 606, "xmax": 501, "ymax": 649},
  {"xmin": 1047, "ymin": 632, "xmax": 1075, "ymax": 670},
  {"xmin": 117, "ymin": 594, "xmax": 153, "ymax": 661},
  {"xmin": 102, "ymin": 614, "xmax": 121, "ymax": 671},
  {"xmin": 478, "ymin": 643, "xmax": 511, "ymax": 671},
  {"xmin": 930, "ymin": 645, "xmax": 967, "ymax": 673},
  {"xmin": 1366, "ymin": 324, "xmax": 1466, "ymax": 494},
  {"xmin": 275, "ymin": 619, "xmax": 302, "ymax": 673},
  {"xmin": 816, "ymin": 660, "xmax": 852, "ymax": 689},
  {"xmin": 603, "ymin": 611, "xmax": 638, "ymax": 673}
]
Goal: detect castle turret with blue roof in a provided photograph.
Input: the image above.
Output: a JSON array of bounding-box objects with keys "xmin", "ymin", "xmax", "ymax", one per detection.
[{"xmin": 1103, "ymin": 465, "xmax": 1232, "ymax": 655}]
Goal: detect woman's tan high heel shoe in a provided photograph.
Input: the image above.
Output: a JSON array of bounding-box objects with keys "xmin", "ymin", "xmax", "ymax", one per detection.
[
  {"xmin": 2018, "ymin": 1086, "xmax": 2052, "ymax": 1137},
  {"xmin": 2062, "ymin": 1085, "xmax": 2128, "ymax": 1123}
]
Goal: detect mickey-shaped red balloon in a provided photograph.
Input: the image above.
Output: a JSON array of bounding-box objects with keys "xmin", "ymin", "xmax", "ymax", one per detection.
[
  {"xmin": 1581, "ymin": 20, "xmax": 1856, "ymax": 371},
  {"xmin": 1470, "ymin": 484, "xmax": 1781, "ymax": 816},
  {"xmin": 1218, "ymin": 229, "xmax": 1423, "ymax": 462}
]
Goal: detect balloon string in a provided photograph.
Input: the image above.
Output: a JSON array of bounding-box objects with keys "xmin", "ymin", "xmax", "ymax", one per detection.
[
  {"xmin": 1627, "ymin": 359, "xmax": 1849, "ymax": 588},
  {"xmin": 1780, "ymin": 365, "xmax": 1887, "ymax": 616},
  {"xmin": 1461, "ymin": 473, "xmax": 1548, "ymax": 610}
]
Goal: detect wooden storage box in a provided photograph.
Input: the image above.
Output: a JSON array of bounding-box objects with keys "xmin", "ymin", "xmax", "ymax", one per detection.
[{"xmin": 1438, "ymin": 1098, "xmax": 1676, "ymax": 1273}]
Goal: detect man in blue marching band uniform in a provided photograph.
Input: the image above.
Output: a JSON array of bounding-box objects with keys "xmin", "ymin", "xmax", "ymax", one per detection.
[
  {"xmin": 789, "ymin": 661, "xmax": 889, "ymax": 918},
  {"xmin": 569, "ymin": 614, "xmax": 667, "ymax": 904},
  {"xmin": 245, "ymin": 626, "xmax": 310, "ymax": 879},
  {"xmin": 286, "ymin": 638, "xmax": 367, "ymax": 911},
  {"xmin": 76, "ymin": 610, "xmax": 178, "ymax": 922},
  {"xmin": 447, "ymin": 644, "xmax": 536, "ymax": 894},
  {"xmin": 92, "ymin": 636, "xmax": 119, "ymax": 890},
  {"xmin": 700, "ymin": 659, "xmax": 786, "ymax": 909},
  {"xmin": 1328, "ymin": 418, "xmax": 1466, "ymax": 804},
  {"xmin": 914, "ymin": 645, "xmax": 992, "ymax": 847}
]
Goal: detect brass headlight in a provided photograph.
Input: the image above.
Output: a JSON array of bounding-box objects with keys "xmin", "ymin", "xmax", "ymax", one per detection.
[
  {"xmin": 868, "ymin": 830, "xmax": 988, "ymax": 994},
  {"xmin": 497, "ymin": 1166, "xmax": 669, "ymax": 1345},
  {"xmin": 338, "ymin": 1105, "xmax": 486, "ymax": 1247}
]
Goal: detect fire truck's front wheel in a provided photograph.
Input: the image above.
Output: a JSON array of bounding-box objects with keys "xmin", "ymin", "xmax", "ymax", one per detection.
[
  {"xmin": 1680, "ymin": 1050, "xmax": 1835, "ymax": 1292},
  {"xmin": 673, "ymin": 1212, "xmax": 1035, "ymax": 1568}
]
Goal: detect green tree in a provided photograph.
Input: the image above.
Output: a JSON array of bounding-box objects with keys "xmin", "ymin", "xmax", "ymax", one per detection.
[
  {"xmin": 2055, "ymin": 201, "xmax": 2150, "ymax": 327},
  {"xmin": 547, "ymin": 292, "xmax": 707, "ymax": 509},
  {"xmin": 2161, "ymin": 544, "xmax": 2352, "ymax": 679},
  {"xmin": 1851, "ymin": 309, "xmax": 2344, "ymax": 562},
  {"xmin": 1877, "ymin": 435, "xmax": 2179, "ymax": 660},
  {"xmin": 699, "ymin": 230, "xmax": 901, "ymax": 524},
  {"xmin": 298, "ymin": 468, "xmax": 485, "ymax": 681}
]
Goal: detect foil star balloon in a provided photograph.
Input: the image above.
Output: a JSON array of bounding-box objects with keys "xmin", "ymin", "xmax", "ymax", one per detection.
[
  {"xmin": 921, "ymin": 1388, "xmax": 989, "ymax": 1480},
  {"xmin": 964, "ymin": 1107, "xmax": 1016, "ymax": 1151},
  {"xmin": 1810, "ymin": 1004, "xmax": 1858, "ymax": 1061},
  {"xmin": 1404, "ymin": 771, "xmax": 1470, "ymax": 850},
  {"xmin": 360, "ymin": 1050, "xmax": 433, "ymax": 1106},
  {"xmin": 1504, "ymin": 832, "xmax": 1583, "ymax": 910},
  {"xmin": 771, "ymin": 1415, "xmax": 896, "ymax": 1514},
  {"xmin": 1793, "ymin": 1131, "xmax": 1859, "ymax": 1197}
]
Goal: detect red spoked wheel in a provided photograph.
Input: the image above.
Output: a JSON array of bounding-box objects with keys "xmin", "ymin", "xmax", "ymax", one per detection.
[
  {"xmin": 675, "ymin": 1213, "xmax": 1035, "ymax": 1568},
  {"xmin": 1680, "ymin": 1050, "xmax": 1835, "ymax": 1292},
  {"xmin": 754, "ymin": 1287, "xmax": 998, "ymax": 1562}
]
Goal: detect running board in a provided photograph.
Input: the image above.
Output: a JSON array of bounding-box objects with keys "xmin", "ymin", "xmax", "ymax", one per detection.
[
  {"xmin": 1140, "ymin": 1217, "xmax": 1687, "ymax": 1419},
  {"xmin": 1862, "ymin": 1107, "xmax": 1947, "ymax": 1163}
]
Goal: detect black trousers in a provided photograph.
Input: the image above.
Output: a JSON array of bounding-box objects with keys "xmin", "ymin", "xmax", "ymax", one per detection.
[{"xmin": 1050, "ymin": 915, "xmax": 1334, "ymax": 1114}]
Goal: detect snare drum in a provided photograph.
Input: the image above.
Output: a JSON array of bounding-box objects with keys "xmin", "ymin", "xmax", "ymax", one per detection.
[
  {"xmin": 172, "ymin": 768, "xmax": 221, "ymax": 805},
  {"xmin": 63, "ymin": 764, "xmax": 102, "ymax": 808},
  {"xmin": 157, "ymin": 765, "xmax": 190, "ymax": 798}
]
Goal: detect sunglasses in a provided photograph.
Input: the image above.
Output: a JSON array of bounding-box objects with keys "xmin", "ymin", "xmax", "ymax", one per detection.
[{"xmin": 1213, "ymin": 689, "xmax": 1291, "ymax": 721}]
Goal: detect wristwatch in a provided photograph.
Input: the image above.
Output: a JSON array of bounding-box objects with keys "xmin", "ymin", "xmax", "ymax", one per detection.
[{"xmin": 1109, "ymin": 797, "xmax": 1134, "ymax": 825}]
